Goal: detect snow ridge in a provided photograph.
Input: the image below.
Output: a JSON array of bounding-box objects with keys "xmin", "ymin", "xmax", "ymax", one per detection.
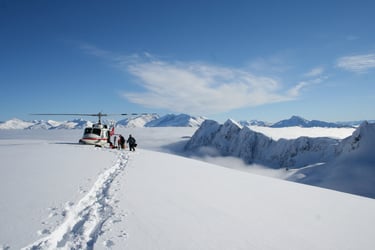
[
  {"xmin": 145, "ymin": 113, "xmax": 205, "ymax": 127},
  {"xmin": 185, "ymin": 119, "xmax": 339, "ymax": 169},
  {"xmin": 22, "ymin": 151, "xmax": 129, "ymax": 250}
]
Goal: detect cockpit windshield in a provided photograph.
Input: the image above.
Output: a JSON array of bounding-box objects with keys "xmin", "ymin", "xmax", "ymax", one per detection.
[
  {"xmin": 83, "ymin": 127, "xmax": 101, "ymax": 136},
  {"xmin": 84, "ymin": 128, "xmax": 92, "ymax": 134},
  {"xmin": 92, "ymin": 128, "xmax": 102, "ymax": 136}
]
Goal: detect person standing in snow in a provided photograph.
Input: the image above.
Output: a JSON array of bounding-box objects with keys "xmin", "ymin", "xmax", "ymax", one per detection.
[
  {"xmin": 113, "ymin": 135, "xmax": 117, "ymax": 148},
  {"xmin": 127, "ymin": 134, "xmax": 137, "ymax": 151},
  {"xmin": 118, "ymin": 134, "xmax": 125, "ymax": 149}
]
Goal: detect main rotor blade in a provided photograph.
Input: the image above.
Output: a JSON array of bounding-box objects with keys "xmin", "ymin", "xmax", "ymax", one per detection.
[
  {"xmin": 120, "ymin": 113, "xmax": 157, "ymax": 116},
  {"xmin": 31, "ymin": 112, "xmax": 157, "ymax": 117},
  {"xmin": 30, "ymin": 113, "xmax": 109, "ymax": 117}
]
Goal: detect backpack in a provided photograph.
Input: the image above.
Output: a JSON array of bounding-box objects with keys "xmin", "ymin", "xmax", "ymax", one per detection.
[{"xmin": 129, "ymin": 137, "xmax": 136, "ymax": 144}]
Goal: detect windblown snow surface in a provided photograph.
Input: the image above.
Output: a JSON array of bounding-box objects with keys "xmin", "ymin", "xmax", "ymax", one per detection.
[{"xmin": 0, "ymin": 127, "xmax": 375, "ymax": 250}]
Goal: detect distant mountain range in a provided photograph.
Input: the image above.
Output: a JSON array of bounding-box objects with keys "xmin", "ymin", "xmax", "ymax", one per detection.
[
  {"xmin": 270, "ymin": 115, "xmax": 350, "ymax": 128},
  {"xmin": 0, "ymin": 114, "xmax": 373, "ymax": 130},
  {"xmin": 0, "ymin": 118, "xmax": 94, "ymax": 130},
  {"xmin": 240, "ymin": 115, "xmax": 374, "ymax": 128},
  {"xmin": 0, "ymin": 114, "xmax": 206, "ymax": 130}
]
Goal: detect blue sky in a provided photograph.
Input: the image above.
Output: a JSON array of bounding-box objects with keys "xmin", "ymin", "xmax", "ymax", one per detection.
[{"xmin": 1, "ymin": 0, "xmax": 375, "ymax": 123}]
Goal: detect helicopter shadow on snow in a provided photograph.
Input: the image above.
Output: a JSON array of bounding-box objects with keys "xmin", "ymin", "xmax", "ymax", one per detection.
[
  {"xmin": 52, "ymin": 142, "xmax": 83, "ymax": 146},
  {"xmin": 52, "ymin": 142, "xmax": 109, "ymax": 148}
]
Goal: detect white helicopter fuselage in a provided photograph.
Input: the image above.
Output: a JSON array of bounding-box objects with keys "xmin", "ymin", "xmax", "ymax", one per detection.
[{"xmin": 79, "ymin": 123, "xmax": 111, "ymax": 146}]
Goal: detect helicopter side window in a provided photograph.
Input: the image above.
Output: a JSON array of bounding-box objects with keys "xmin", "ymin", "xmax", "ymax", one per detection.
[
  {"xmin": 93, "ymin": 128, "xmax": 101, "ymax": 136},
  {"xmin": 84, "ymin": 128, "xmax": 92, "ymax": 134}
]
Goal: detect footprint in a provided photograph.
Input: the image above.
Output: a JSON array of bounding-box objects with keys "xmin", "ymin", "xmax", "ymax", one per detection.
[
  {"xmin": 65, "ymin": 201, "xmax": 74, "ymax": 207},
  {"xmin": 111, "ymin": 218, "xmax": 122, "ymax": 224},
  {"xmin": 118, "ymin": 230, "xmax": 127, "ymax": 238},
  {"xmin": 48, "ymin": 211, "xmax": 58, "ymax": 218},
  {"xmin": 79, "ymin": 187, "xmax": 87, "ymax": 194},
  {"xmin": 37, "ymin": 228, "xmax": 51, "ymax": 236},
  {"xmin": 103, "ymin": 239, "xmax": 115, "ymax": 247}
]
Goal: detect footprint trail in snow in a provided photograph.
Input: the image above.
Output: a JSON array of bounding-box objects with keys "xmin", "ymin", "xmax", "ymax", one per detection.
[{"xmin": 22, "ymin": 151, "xmax": 129, "ymax": 250}]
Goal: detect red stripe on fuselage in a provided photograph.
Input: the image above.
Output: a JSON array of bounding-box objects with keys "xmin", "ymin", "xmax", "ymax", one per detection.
[{"xmin": 82, "ymin": 138, "xmax": 108, "ymax": 141}]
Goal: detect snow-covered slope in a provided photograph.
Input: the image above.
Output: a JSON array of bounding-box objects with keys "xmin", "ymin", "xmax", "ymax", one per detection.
[
  {"xmin": 112, "ymin": 149, "xmax": 375, "ymax": 250},
  {"xmin": 1, "ymin": 129, "xmax": 375, "ymax": 250},
  {"xmin": 291, "ymin": 121, "xmax": 375, "ymax": 198}
]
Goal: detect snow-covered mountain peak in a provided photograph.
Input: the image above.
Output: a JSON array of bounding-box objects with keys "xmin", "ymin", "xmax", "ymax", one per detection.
[
  {"xmin": 272, "ymin": 115, "xmax": 309, "ymax": 127},
  {"xmin": 222, "ymin": 119, "xmax": 242, "ymax": 139},
  {"xmin": 356, "ymin": 121, "xmax": 375, "ymax": 137},
  {"xmin": 339, "ymin": 121, "xmax": 375, "ymax": 153},
  {"xmin": 291, "ymin": 115, "xmax": 308, "ymax": 122},
  {"xmin": 224, "ymin": 118, "xmax": 242, "ymax": 128}
]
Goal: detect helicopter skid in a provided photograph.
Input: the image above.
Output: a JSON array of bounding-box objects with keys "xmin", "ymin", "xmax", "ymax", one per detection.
[{"xmin": 79, "ymin": 138, "xmax": 108, "ymax": 147}]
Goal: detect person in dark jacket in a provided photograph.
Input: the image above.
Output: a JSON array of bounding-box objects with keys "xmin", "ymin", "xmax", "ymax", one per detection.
[
  {"xmin": 127, "ymin": 134, "xmax": 137, "ymax": 151},
  {"xmin": 118, "ymin": 135, "xmax": 125, "ymax": 149}
]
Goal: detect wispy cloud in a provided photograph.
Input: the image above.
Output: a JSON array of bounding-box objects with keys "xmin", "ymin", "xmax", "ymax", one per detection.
[
  {"xmin": 78, "ymin": 44, "xmax": 312, "ymax": 115},
  {"xmin": 79, "ymin": 42, "xmax": 114, "ymax": 59},
  {"xmin": 288, "ymin": 81, "xmax": 310, "ymax": 97},
  {"xmin": 122, "ymin": 58, "xmax": 307, "ymax": 115},
  {"xmin": 337, "ymin": 53, "xmax": 375, "ymax": 73},
  {"xmin": 289, "ymin": 69, "xmax": 327, "ymax": 97},
  {"xmin": 304, "ymin": 67, "xmax": 324, "ymax": 77}
]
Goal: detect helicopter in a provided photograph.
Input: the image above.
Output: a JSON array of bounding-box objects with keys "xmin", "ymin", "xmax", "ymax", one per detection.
[{"xmin": 31, "ymin": 112, "xmax": 153, "ymax": 147}]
